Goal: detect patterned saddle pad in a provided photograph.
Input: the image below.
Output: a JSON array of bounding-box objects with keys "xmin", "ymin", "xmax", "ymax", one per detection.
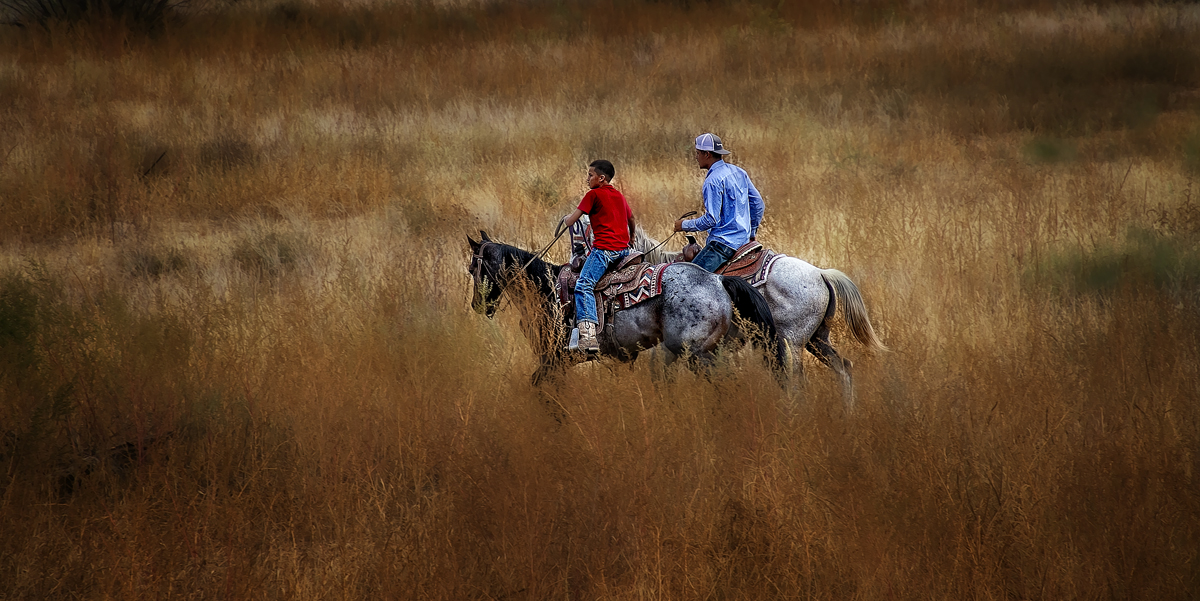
[
  {"xmin": 556, "ymin": 262, "xmax": 671, "ymax": 327},
  {"xmin": 717, "ymin": 241, "xmax": 786, "ymax": 288},
  {"xmin": 599, "ymin": 262, "xmax": 669, "ymax": 311}
]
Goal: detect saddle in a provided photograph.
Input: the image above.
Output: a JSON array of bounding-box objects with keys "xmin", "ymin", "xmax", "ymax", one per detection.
[
  {"xmin": 556, "ymin": 252, "xmax": 667, "ymax": 332},
  {"xmin": 713, "ymin": 241, "xmax": 785, "ymax": 288}
]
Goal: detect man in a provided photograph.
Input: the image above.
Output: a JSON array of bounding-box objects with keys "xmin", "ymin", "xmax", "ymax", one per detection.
[
  {"xmin": 674, "ymin": 133, "xmax": 765, "ymax": 272},
  {"xmin": 561, "ymin": 159, "xmax": 636, "ymax": 352}
]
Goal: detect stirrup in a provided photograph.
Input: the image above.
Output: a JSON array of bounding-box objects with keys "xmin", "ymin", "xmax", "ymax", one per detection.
[{"xmin": 566, "ymin": 328, "xmax": 600, "ymax": 353}]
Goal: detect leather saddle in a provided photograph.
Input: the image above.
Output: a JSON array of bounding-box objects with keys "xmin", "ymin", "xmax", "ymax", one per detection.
[
  {"xmin": 674, "ymin": 238, "xmax": 766, "ymax": 275},
  {"xmin": 677, "ymin": 240, "xmax": 780, "ymax": 288},
  {"xmin": 556, "ymin": 251, "xmax": 655, "ymax": 328},
  {"xmin": 716, "ymin": 241, "xmax": 766, "ymax": 276}
]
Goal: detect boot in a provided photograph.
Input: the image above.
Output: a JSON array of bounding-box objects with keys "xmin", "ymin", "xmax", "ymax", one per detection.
[{"xmin": 578, "ymin": 321, "xmax": 600, "ymax": 353}]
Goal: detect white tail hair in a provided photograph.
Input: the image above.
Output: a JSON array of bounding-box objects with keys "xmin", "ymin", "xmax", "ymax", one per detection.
[{"xmin": 821, "ymin": 269, "xmax": 888, "ymax": 353}]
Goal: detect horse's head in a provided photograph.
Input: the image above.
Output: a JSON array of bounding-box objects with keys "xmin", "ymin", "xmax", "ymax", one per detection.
[{"xmin": 467, "ymin": 231, "xmax": 504, "ymax": 318}]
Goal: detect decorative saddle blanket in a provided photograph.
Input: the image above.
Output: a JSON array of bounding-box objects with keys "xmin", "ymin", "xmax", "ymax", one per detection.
[
  {"xmin": 715, "ymin": 241, "xmax": 786, "ymax": 288},
  {"xmin": 556, "ymin": 260, "xmax": 670, "ymax": 330},
  {"xmin": 599, "ymin": 261, "xmax": 669, "ymax": 312}
]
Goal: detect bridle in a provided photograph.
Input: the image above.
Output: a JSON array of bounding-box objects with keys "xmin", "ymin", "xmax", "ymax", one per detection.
[
  {"xmin": 469, "ymin": 242, "xmax": 504, "ymax": 313},
  {"xmin": 469, "ymin": 218, "xmax": 569, "ymax": 314},
  {"xmin": 470, "ymin": 242, "xmax": 498, "ymax": 284},
  {"xmin": 469, "ymin": 239, "xmax": 560, "ymax": 316}
]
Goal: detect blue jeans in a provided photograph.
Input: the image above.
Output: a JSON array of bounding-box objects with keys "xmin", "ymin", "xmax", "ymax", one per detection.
[
  {"xmin": 692, "ymin": 239, "xmax": 736, "ymax": 273},
  {"xmin": 575, "ymin": 248, "xmax": 630, "ymax": 325}
]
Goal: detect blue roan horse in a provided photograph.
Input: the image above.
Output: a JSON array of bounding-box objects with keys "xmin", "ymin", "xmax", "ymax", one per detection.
[
  {"xmin": 633, "ymin": 228, "xmax": 887, "ymax": 407},
  {"xmin": 467, "ymin": 232, "xmax": 786, "ymax": 385}
]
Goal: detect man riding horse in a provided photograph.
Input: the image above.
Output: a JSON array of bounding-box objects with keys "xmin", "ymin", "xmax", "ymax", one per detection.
[
  {"xmin": 673, "ymin": 133, "xmax": 765, "ymax": 273},
  {"xmin": 626, "ymin": 133, "xmax": 885, "ymax": 407}
]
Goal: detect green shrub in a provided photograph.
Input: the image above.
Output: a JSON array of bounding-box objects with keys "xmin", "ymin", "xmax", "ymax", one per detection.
[
  {"xmin": 1033, "ymin": 228, "xmax": 1200, "ymax": 299},
  {"xmin": 122, "ymin": 245, "xmax": 190, "ymax": 279},
  {"xmin": 1024, "ymin": 137, "xmax": 1076, "ymax": 164},
  {"xmin": 1185, "ymin": 133, "xmax": 1200, "ymax": 175},
  {"xmin": 233, "ymin": 230, "xmax": 311, "ymax": 277},
  {"xmin": 0, "ymin": 271, "xmax": 40, "ymax": 374},
  {"xmin": 198, "ymin": 135, "xmax": 257, "ymax": 172},
  {"xmin": 0, "ymin": 0, "xmax": 185, "ymax": 30}
]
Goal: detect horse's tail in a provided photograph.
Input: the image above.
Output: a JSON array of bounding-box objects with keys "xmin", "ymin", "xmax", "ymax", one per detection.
[
  {"xmin": 720, "ymin": 276, "xmax": 787, "ymax": 367},
  {"xmin": 820, "ymin": 269, "xmax": 888, "ymax": 353}
]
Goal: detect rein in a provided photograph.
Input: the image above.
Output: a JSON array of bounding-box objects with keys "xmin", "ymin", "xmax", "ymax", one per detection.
[
  {"xmin": 470, "ymin": 241, "xmax": 556, "ymax": 315},
  {"xmin": 520, "ymin": 216, "xmax": 571, "ymax": 271},
  {"xmin": 473, "ymin": 209, "xmax": 697, "ymax": 313},
  {"xmin": 642, "ymin": 211, "xmax": 698, "ymax": 259}
]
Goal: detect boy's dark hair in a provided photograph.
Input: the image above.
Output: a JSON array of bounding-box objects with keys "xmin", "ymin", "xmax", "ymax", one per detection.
[{"xmin": 589, "ymin": 159, "xmax": 615, "ymax": 181}]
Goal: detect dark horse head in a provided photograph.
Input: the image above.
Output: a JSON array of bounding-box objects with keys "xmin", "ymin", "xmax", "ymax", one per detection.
[
  {"xmin": 467, "ymin": 230, "xmax": 559, "ymax": 319},
  {"xmin": 466, "ymin": 230, "xmax": 505, "ymax": 318}
]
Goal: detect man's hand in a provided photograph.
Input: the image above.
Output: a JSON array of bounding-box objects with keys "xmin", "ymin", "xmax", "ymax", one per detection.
[{"xmin": 674, "ymin": 219, "xmax": 684, "ymax": 233}]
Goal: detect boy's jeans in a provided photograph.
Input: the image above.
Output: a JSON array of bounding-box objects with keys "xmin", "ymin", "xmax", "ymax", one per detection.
[
  {"xmin": 692, "ymin": 239, "xmax": 736, "ymax": 273},
  {"xmin": 575, "ymin": 248, "xmax": 630, "ymax": 325}
]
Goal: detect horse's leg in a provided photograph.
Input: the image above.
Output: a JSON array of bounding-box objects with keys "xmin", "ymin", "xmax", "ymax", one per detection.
[
  {"xmin": 531, "ymin": 354, "xmax": 567, "ymax": 386},
  {"xmin": 655, "ymin": 347, "xmax": 676, "ymax": 380},
  {"xmin": 782, "ymin": 339, "xmax": 806, "ymax": 403},
  {"xmin": 642, "ymin": 345, "xmax": 686, "ymax": 386},
  {"xmin": 685, "ymin": 348, "xmax": 721, "ymax": 379},
  {"xmin": 805, "ymin": 323, "xmax": 855, "ymax": 409},
  {"xmin": 763, "ymin": 270, "xmax": 825, "ymax": 397},
  {"xmin": 531, "ymin": 364, "xmax": 554, "ymax": 386}
]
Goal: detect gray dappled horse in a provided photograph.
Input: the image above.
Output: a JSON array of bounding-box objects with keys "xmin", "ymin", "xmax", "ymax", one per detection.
[
  {"xmin": 633, "ymin": 227, "xmax": 886, "ymax": 406},
  {"xmin": 467, "ymin": 231, "xmax": 786, "ymax": 385}
]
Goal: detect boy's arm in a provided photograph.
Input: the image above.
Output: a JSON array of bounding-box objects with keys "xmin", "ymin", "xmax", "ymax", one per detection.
[
  {"xmin": 563, "ymin": 208, "xmax": 586, "ymax": 230},
  {"xmin": 627, "ymin": 212, "xmax": 636, "ymax": 247}
]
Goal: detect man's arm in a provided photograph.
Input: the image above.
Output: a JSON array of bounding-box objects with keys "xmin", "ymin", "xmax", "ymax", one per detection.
[
  {"xmin": 675, "ymin": 179, "xmax": 722, "ymax": 232},
  {"xmin": 748, "ymin": 179, "xmax": 764, "ymax": 240}
]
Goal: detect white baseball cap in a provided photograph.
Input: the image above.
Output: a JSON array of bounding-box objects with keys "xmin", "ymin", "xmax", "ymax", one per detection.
[{"xmin": 695, "ymin": 133, "xmax": 731, "ymax": 155}]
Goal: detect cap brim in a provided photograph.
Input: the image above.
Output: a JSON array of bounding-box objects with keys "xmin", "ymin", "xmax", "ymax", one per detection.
[{"xmin": 713, "ymin": 149, "xmax": 731, "ymax": 155}]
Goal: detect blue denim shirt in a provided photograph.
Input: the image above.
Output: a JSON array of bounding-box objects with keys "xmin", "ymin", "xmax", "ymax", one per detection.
[{"xmin": 681, "ymin": 160, "xmax": 764, "ymax": 249}]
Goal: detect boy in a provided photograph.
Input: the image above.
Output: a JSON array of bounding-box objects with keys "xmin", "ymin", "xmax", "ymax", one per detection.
[{"xmin": 561, "ymin": 159, "xmax": 635, "ymax": 352}]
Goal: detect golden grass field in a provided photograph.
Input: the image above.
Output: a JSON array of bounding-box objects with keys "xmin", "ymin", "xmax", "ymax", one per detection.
[{"xmin": 1, "ymin": 0, "xmax": 1199, "ymax": 597}]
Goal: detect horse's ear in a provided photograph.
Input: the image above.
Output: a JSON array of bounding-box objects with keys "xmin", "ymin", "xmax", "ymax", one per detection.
[
  {"xmin": 480, "ymin": 230, "xmax": 491, "ymax": 241},
  {"xmin": 467, "ymin": 235, "xmax": 480, "ymax": 251}
]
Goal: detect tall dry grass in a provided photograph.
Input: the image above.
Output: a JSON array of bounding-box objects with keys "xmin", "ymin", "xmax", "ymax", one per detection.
[{"xmin": 2, "ymin": 0, "xmax": 1199, "ymax": 598}]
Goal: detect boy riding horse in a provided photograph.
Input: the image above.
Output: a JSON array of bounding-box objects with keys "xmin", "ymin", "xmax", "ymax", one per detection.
[{"xmin": 560, "ymin": 159, "xmax": 636, "ymax": 352}]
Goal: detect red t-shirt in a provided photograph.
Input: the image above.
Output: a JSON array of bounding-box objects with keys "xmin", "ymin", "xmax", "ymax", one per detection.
[{"xmin": 577, "ymin": 184, "xmax": 633, "ymax": 251}]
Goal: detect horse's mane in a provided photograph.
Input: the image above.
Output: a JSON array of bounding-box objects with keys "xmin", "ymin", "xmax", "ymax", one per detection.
[
  {"xmin": 489, "ymin": 241, "xmax": 560, "ymax": 297},
  {"xmin": 633, "ymin": 225, "xmax": 684, "ymax": 265}
]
